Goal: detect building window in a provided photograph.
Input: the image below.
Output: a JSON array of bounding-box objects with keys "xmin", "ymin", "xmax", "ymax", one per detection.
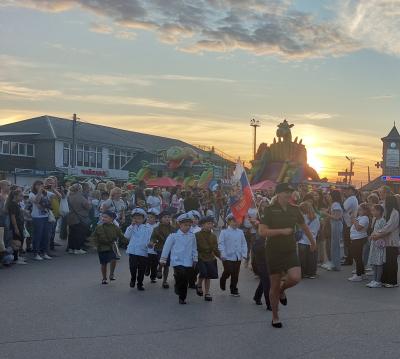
[
  {"xmin": 11, "ymin": 142, "xmax": 18, "ymax": 155},
  {"xmin": 0, "ymin": 141, "xmax": 9, "ymax": 154},
  {"xmin": 27, "ymin": 144, "xmax": 34, "ymax": 157},
  {"xmin": 63, "ymin": 143, "xmax": 103, "ymax": 168},
  {"xmin": 63, "ymin": 143, "xmax": 70, "ymax": 167},
  {"xmin": 0, "ymin": 141, "xmax": 34, "ymax": 157},
  {"xmin": 18, "ymin": 143, "xmax": 26, "ymax": 156},
  {"xmin": 108, "ymin": 147, "xmax": 133, "ymax": 170}
]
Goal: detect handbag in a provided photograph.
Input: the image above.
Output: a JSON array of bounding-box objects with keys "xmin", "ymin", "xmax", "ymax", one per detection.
[
  {"xmin": 112, "ymin": 241, "xmax": 121, "ymax": 260},
  {"xmin": 48, "ymin": 210, "xmax": 56, "ymax": 223},
  {"xmin": 59, "ymin": 197, "xmax": 69, "ymax": 217}
]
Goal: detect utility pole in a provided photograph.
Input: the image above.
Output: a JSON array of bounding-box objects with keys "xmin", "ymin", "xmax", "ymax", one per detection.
[
  {"xmin": 368, "ymin": 166, "xmax": 371, "ymax": 183},
  {"xmin": 250, "ymin": 118, "xmax": 260, "ymax": 161},
  {"xmin": 72, "ymin": 113, "xmax": 77, "ymax": 169},
  {"xmin": 346, "ymin": 156, "xmax": 355, "ymax": 184}
]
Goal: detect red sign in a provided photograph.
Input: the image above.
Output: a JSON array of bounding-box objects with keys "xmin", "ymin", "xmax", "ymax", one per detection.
[{"xmin": 81, "ymin": 169, "xmax": 107, "ymax": 177}]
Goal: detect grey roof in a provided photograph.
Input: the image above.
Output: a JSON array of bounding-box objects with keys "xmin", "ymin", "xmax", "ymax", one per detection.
[
  {"xmin": 0, "ymin": 115, "xmax": 197, "ymax": 151},
  {"xmin": 382, "ymin": 125, "xmax": 400, "ymax": 141},
  {"xmin": 0, "ymin": 115, "xmax": 234, "ymax": 164}
]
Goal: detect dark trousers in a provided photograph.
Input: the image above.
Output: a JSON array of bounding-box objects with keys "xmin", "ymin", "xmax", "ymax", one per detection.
[
  {"xmin": 220, "ymin": 260, "xmax": 241, "ymax": 292},
  {"xmin": 350, "ymin": 238, "xmax": 367, "ymax": 276},
  {"xmin": 298, "ymin": 243, "xmax": 317, "ymax": 277},
  {"xmin": 188, "ymin": 266, "xmax": 198, "ymax": 287},
  {"xmin": 68, "ymin": 223, "xmax": 87, "ymax": 250},
  {"xmin": 173, "ymin": 266, "xmax": 191, "ymax": 300},
  {"xmin": 382, "ymin": 247, "xmax": 398, "ymax": 285},
  {"xmin": 343, "ymin": 226, "xmax": 352, "ymax": 263},
  {"xmin": 147, "ymin": 253, "xmax": 159, "ymax": 280},
  {"xmin": 60, "ymin": 216, "xmax": 68, "ymax": 240},
  {"xmin": 129, "ymin": 255, "xmax": 148, "ymax": 286},
  {"xmin": 254, "ymin": 259, "xmax": 271, "ymax": 306}
]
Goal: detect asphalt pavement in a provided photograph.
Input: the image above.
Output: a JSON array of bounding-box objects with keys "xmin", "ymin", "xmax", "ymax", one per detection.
[{"xmin": 1, "ymin": 244, "xmax": 400, "ymax": 359}]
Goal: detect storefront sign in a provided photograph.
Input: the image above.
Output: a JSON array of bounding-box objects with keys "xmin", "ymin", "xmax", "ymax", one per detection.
[{"xmin": 81, "ymin": 169, "xmax": 108, "ymax": 177}]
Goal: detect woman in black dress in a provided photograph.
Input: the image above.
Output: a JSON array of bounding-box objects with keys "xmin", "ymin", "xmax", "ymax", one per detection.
[{"xmin": 259, "ymin": 183, "xmax": 316, "ymax": 328}]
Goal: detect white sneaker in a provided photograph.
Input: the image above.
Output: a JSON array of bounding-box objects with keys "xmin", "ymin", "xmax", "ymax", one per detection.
[
  {"xmin": 34, "ymin": 254, "xmax": 43, "ymax": 261},
  {"xmin": 16, "ymin": 258, "xmax": 28, "ymax": 265},
  {"xmin": 74, "ymin": 249, "xmax": 87, "ymax": 255},
  {"xmin": 370, "ymin": 281, "xmax": 382, "ymax": 288},
  {"xmin": 68, "ymin": 249, "xmax": 74, "ymax": 254},
  {"xmin": 42, "ymin": 254, "xmax": 52, "ymax": 260},
  {"xmin": 365, "ymin": 266, "xmax": 373, "ymax": 272},
  {"xmin": 348, "ymin": 274, "xmax": 363, "ymax": 282},
  {"xmin": 366, "ymin": 281, "xmax": 376, "ymax": 288}
]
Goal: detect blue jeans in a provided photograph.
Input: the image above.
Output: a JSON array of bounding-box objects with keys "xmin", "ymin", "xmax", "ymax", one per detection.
[
  {"xmin": 330, "ymin": 219, "xmax": 343, "ymax": 270},
  {"xmin": 32, "ymin": 217, "xmax": 50, "ymax": 254}
]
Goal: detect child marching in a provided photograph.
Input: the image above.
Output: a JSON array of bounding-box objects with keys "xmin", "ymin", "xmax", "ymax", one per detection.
[
  {"xmin": 90, "ymin": 210, "xmax": 127, "ymax": 285},
  {"xmin": 195, "ymin": 215, "xmax": 220, "ymax": 301},
  {"xmin": 218, "ymin": 214, "xmax": 248, "ymax": 297},
  {"xmin": 160, "ymin": 213, "xmax": 198, "ymax": 304},
  {"xmin": 149, "ymin": 210, "xmax": 174, "ymax": 288},
  {"xmin": 146, "ymin": 208, "xmax": 160, "ymax": 283},
  {"xmin": 125, "ymin": 208, "xmax": 153, "ymax": 291}
]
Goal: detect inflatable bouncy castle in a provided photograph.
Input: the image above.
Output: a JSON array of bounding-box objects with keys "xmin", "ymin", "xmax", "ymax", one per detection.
[{"xmin": 250, "ymin": 120, "xmax": 320, "ymax": 185}]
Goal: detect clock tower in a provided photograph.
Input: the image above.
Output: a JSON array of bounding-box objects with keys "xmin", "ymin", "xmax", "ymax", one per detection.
[{"xmin": 381, "ymin": 123, "xmax": 400, "ymax": 176}]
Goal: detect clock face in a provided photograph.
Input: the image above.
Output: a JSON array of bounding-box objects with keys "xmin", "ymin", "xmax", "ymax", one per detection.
[{"xmin": 391, "ymin": 142, "xmax": 397, "ymax": 149}]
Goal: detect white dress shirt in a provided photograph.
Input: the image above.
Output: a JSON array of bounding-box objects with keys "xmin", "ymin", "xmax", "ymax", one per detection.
[
  {"xmin": 218, "ymin": 226, "xmax": 248, "ymax": 261},
  {"xmin": 160, "ymin": 230, "xmax": 198, "ymax": 267},
  {"xmin": 125, "ymin": 224, "xmax": 153, "ymax": 257}
]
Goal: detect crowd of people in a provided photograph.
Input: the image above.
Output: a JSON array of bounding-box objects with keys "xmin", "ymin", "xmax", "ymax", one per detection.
[{"xmin": 1, "ymin": 176, "xmax": 399, "ymax": 328}]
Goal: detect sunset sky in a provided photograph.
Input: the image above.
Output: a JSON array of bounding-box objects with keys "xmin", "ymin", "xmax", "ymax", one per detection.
[{"xmin": 1, "ymin": 0, "xmax": 400, "ymax": 185}]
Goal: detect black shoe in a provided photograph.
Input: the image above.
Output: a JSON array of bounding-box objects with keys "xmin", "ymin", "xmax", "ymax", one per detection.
[
  {"xmin": 162, "ymin": 282, "xmax": 169, "ymax": 289},
  {"xmin": 102, "ymin": 279, "xmax": 108, "ymax": 285},
  {"xmin": 271, "ymin": 320, "xmax": 282, "ymax": 328},
  {"xmin": 137, "ymin": 285, "xmax": 145, "ymax": 291},
  {"xmin": 188, "ymin": 284, "xmax": 196, "ymax": 289},
  {"xmin": 196, "ymin": 285, "xmax": 204, "ymax": 297},
  {"xmin": 253, "ymin": 297, "xmax": 262, "ymax": 305},
  {"xmin": 231, "ymin": 289, "xmax": 240, "ymax": 297},
  {"xmin": 279, "ymin": 293, "xmax": 287, "ymax": 306},
  {"xmin": 220, "ymin": 278, "xmax": 226, "ymax": 291},
  {"xmin": 266, "ymin": 304, "xmax": 272, "ymax": 311},
  {"xmin": 110, "ymin": 275, "xmax": 116, "ymax": 281},
  {"xmin": 130, "ymin": 280, "xmax": 135, "ymax": 288},
  {"xmin": 204, "ymin": 294, "xmax": 213, "ymax": 302},
  {"xmin": 151, "ymin": 279, "xmax": 157, "ymax": 283},
  {"xmin": 179, "ymin": 298, "xmax": 187, "ymax": 305}
]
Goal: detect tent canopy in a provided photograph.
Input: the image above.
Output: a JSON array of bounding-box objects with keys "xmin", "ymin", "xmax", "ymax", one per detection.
[{"xmin": 146, "ymin": 177, "xmax": 178, "ymax": 188}]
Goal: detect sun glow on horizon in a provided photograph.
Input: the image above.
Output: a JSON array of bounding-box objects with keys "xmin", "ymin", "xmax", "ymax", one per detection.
[{"xmin": 307, "ymin": 147, "xmax": 325, "ymax": 177}]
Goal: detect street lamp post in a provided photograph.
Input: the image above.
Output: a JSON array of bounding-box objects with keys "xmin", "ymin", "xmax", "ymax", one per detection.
[{"xmin": 250, "ymin": 118, "xmax": 260, "ymax": 161}]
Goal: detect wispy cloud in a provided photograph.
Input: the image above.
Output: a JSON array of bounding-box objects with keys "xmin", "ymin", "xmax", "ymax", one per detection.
[
  {"xmin": 295, "ymin": 112, "xmax": 336, "ymax": 121},
  {"xmin": 66, "ymin": 94, "xmax": 195, "ymax": 110},
  {"xmin": 0, "ymin": 81, "xmax": 194, "ymax": 110},
  {"xmin": 0, "ymin": 81, "xmax": 61, "ymax": 100},
  {"xmin": 64, "ymin": 73, "xmax": 151, "ymax": 87},
  {"xmin": 64, "ymin": 72, "xmax": 235, "ymax": 86},
  {"xmin": 45, "ymin": 42, "xmax": 93, "ymax": 55},
  {"xmin": 368, "ymin": 94, "xmax": 396, "ymax": 100},
  {"xmin": 89, "ymin": 22, "xmax": 136, "ymax": 40}
]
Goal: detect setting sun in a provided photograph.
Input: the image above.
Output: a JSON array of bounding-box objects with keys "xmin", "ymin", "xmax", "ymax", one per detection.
[{"xmin": 307, "ymin": 148, "xmax": 324, "ymax": 177}]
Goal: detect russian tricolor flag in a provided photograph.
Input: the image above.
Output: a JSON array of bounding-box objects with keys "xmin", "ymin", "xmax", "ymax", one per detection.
[{"xmin": 229, "ymin": 163, "xmax": 254, "ymax": 224}]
